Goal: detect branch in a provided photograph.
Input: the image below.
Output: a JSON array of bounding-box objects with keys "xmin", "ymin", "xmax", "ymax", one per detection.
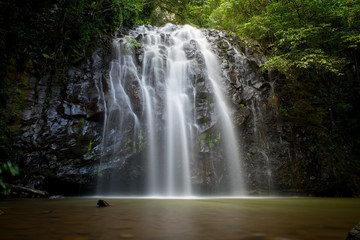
[{"xmin": 5, "ymin": 183, "xmax": 49, "ymax": 196}]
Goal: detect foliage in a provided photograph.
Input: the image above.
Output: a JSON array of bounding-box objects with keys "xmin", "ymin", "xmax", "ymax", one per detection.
[
  {"xmin": 148, "ymin": 0, "xmax": 218, "ymax": 27},
  {"xmin": 0, "ymin": 125, "xmax": 19, "ymax": 195},
  {"xmin": 0, "ymin": 0, "xmax": 152, "ymax": 83},
  {"xmin": 124, "ymin": 38, "xmax": 141, "ymax": 54}
]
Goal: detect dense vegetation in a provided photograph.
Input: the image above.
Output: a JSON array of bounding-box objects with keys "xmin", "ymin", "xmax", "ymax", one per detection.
[{"xmin": 1, "ymin": 0, "xmax": 359, "ymax": 195}]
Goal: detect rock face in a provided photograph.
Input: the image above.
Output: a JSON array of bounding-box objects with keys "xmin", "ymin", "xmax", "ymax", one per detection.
[
  {"xmin": 202, "ymin": 28, "xmax": 315, "ymax": 194},
  {"xmin": 6, "ymin": 38, "xmax": 113, "ymax": 195},
  {"xmin": 6, "ymin": 26, "xmax": 314, "ymax": 196}
]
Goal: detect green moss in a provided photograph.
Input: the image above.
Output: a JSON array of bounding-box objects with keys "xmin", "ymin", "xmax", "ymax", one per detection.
[
  {"xmin": 214, "ymin": 133, "xmax": 221, "ymax": 144},
  {"xmin": 209, "ymin": 137, "xmax": 213, "ymax": 148},
  {"xmin": 87, "ymin": 140, "xmax": 93, "ymax": 154},
  {"xmin": 209, "ymin": 132, "xmax": 221, "ymax": 149},
  {"xmin": 13, "ymin": 88, "xmax": 27, "ymax": 111},
  {"xmin": 198, "ymin": 132, "xmax": 207, "ymax": 142},
  {"xmin": 133, "ymin": 141, "xmax": 136, "ymax": 154}
]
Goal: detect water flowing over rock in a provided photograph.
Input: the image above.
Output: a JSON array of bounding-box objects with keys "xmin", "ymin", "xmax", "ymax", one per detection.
[
  {"xmin": 8, "ymin": 24, "xmax": 315, "ymax": 196},
  {"xmin": 97, "ymin": 25, "xmax": 245, "ymax": 196}
]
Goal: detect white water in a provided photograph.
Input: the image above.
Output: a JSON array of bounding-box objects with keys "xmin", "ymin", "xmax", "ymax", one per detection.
[{"xmin": 99, "ymin": 24, "xmax": 246, "ymax": 196}]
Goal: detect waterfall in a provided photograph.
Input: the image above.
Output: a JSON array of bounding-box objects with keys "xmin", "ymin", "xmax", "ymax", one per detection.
[{"xmin": 98, "ymin": 24, "xmax": 246, "ymax": 196}]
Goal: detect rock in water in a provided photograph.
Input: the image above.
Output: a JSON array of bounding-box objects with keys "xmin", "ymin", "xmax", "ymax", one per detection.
[
  {"xmin": 49, "ymin": 195, "xmax": 65, "ymax": 199},
  {"xmin": 97, "ymin": 199, "xmax": 110, "ymax": 207},
  {"xmin": 347, "ymin": 222, "xmax": 360, "ymax": 240}
]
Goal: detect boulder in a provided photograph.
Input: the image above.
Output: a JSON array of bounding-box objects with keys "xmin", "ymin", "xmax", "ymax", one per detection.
[{"xmin": 347, "ymin": 223, "xmax": 360, "ymax": 240}]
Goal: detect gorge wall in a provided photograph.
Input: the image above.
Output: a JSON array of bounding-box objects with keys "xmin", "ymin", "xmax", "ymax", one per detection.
[{"xmin": 5, "ymin": 25, "xmax": 319, "ymax": 196}]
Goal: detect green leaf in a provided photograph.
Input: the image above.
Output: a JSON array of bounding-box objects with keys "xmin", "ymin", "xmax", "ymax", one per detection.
[{"xmin": 42, "ymin": 53, "xmax": 54, "ymax": 60}]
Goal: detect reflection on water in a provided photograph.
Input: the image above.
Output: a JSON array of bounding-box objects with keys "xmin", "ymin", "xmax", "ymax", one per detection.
[{"xmin": 0, "ymin": 198, "xmax": 359, "ymax": 240}]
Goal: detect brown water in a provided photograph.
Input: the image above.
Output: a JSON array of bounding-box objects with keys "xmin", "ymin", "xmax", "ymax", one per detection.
[{"xmin": 0, "ymin": 197, "xmax": 359, "ymax": 240}]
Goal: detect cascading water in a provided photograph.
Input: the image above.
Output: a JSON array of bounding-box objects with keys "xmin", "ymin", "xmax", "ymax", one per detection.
[
  {"xmin": 98, "ymin": 24, "xmax": 246, "ymax": 196},
  {"xmin": 250, "ymin": 96, "xmax": 273, "ymax": 193}
]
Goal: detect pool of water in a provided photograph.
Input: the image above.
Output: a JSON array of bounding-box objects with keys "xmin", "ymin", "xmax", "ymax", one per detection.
[{"xmin": 0, "ymin": 197, "xmax": 359, "ymax": 239}]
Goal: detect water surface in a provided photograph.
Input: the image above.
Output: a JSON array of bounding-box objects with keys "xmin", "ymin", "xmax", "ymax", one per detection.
[{"xmin": 0, "ymin": 198, "xmax": 358, "ymax": 239}]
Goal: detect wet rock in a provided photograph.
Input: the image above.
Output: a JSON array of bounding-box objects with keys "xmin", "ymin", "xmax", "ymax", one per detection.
[
  {"xmin": 6, "ymin": 38, "xmax": 110, "ymax": 196},
  {"xmin": 63, "ymin": 103, "xmax": 87, "ymax": 117},
  {"xmin": 347, "ymin": 223, "xmax": 360, "ymax": 240},
  {"xmin": 253, "ymin": 82, "xmax": 270, "ymax": 90},
  {"xmin": 183, "ymin": 41, "xmax": 197, "ymax": 59},
  {"xmin": 49, "ymin": 195, "xmax": 65, "ymax": 199},
  {"xmin": 97, "ymin": 199, "xmax": 111, "ymax": 207},
  {"xmin": 241, "ymin": 86, "xmax": 255, "ymax": 102},
  {"xmin": 128, "ymin": 81, "xmax": 143, "ymax": 115},
  {"xmin": 205, "ymin": 27, "xmax": 315, "ymax": 194}
]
